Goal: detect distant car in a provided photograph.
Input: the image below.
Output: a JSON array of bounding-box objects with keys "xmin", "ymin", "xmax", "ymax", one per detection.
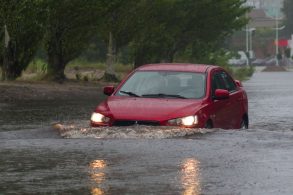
[
  {"xmin": 91, "ymin": 63, "xmax": 249, "ymax": 129},
  {"xmin": 252, "ymin": 58, "xmax": 266, "ymax": 66},
  {"xmin": 228, "ymin": 58, "xmax": 247, "ymax": 66},
  {"xmin": 265, "ymin": 58, "xmax": 277, "ymax": 66},
  {"xmin": 228, "ymin": 51, "xmax": 248, "ymax": 66}
]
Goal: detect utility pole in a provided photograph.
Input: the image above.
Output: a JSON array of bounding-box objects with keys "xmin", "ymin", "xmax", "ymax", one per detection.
[
  {"xmin": 246, "ymin": 25, "xmax": 249, "ymax": 66},
  {"xmin": 275, "ymin": 11, "xmax": 279, "ymax": 66},
  {"xmin": 273, "ymin": 10, "xmax": 285, "ymax": 66},
  {"xmin": 244, "ymin": 27, "xmax": 255, "ymax": 66}
]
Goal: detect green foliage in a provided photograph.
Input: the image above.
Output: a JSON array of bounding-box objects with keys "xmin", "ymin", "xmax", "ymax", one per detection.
[
  {"xmin": 0, "ymin": 0, "xmax": 47, "ymax": 80},
  {"xmin": 130, "ymin": 0, "xmax": 249, "ymax": 67},
  {"xmin": 97, "ymin": 0, "xmax": 139, "ymax": 49},
  {"xmin": 26, "ymin": 58, "xmax": 47, "ymax": 74},
  {"xmin": 79, "ymin": 36, "xmax": 107, "ymax": 62},
  {"xmin": 45, "ymin": 0, "xmax": 100, "ymax": 80},
  {"xmin": 96, "ymin": 0, "xmax": 140, "ymax": 81},
  {"xmin": 233, "ymin": 66, "xmax": 255, "ymax": 81},
  {"xmin": 0, "ymin": 0, "xmax": 251, "ymax": 82},
  {"xmin": 193, "ymin": 49, "xmax": 235, "ymax": 76}
]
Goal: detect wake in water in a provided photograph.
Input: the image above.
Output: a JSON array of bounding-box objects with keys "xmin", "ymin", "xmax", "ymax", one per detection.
[{"xmin": 53, "ymin": 121, "xmax": 216, "ymax": 139}]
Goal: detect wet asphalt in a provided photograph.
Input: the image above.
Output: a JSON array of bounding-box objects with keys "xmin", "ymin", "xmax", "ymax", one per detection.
[{"xmin": 1, "ymin": 71, "xmax": 293, "ymax": 195}]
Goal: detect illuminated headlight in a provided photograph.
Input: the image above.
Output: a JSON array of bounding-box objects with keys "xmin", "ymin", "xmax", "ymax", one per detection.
[
  {"xmin": 168, "ymin": 115, "xmax": 198, "ymax": 127},
  {"xmin": 91, "ymin": 113, "xmax": 110, "ymax": 123}
]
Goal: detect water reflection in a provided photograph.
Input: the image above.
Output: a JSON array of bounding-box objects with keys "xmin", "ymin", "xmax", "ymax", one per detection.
[
  {"xmin": 181, "ymin": 158, "xmax": 201, "ymax": 195},
  {"xmin": 91, "ymin": 187, "xmax": 104, "ymax": 195},
  {"xmin": 90, "ymin": 160, "xmax": 107, "ymax": 169},
  {"xmin": 89, "ymin": 159, "xmax": 107, "ymax": 195}
]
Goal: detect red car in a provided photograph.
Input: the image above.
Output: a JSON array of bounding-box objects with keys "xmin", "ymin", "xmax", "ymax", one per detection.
[{"xmin": 91, "ymin": 63, "xmax": 248, "ymax": 129}]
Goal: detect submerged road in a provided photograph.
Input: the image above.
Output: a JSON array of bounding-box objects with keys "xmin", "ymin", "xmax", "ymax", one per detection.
[{"xmin": 1, "ymin": 71, "xmax": 293, "ymax": 194}]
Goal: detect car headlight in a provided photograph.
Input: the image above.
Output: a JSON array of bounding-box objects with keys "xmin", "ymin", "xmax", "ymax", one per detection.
[
  {"xmin": 168, "ymin": 115, "xmax": 198, "ymax": 127},
  {"xmin": 91, "ymin": 113, "xmax": 110, "ymax": 123}
]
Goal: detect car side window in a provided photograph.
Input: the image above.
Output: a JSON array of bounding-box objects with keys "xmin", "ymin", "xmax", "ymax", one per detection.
[
  {"xmin": 212, "ymin": 72, "xmax": 226, "ymax": 96},
  {"xmin": 220, "ymin": 71, "xmax": 237, "ymax": 92},
  {"xmin": 212, "ymin": 71, "xmax": 237, "ymax": 95}
]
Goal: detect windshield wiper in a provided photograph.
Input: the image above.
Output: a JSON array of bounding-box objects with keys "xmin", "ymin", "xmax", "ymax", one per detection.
[
  {"xmin": 120, "ymin": 90, "xmax": 140, "ymax": 97},
  {"xmin": 142, "ymin": 93, "xmax": 187, "ymax": 99}
]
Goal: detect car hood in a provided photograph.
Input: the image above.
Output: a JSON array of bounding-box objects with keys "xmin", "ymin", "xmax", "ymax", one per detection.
[{"xmin": 97, "ymin": 96, "xmax": 203, "ymax": 121}]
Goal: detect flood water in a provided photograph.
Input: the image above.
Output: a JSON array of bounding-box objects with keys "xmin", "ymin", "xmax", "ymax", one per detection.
[{"xmin": 1, "ymin": 71, "xmax": 293, "ymax": 194}]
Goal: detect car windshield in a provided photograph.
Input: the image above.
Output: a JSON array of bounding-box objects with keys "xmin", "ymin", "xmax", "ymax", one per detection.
[{"xmin": 116, "ymin": 71, "xmax": 206, "ymax": 99}]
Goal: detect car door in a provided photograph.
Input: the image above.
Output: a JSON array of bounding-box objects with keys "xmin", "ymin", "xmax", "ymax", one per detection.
[
  {"xmin": 219, "ymin": 71, "xmax": 243, "ymax": 128},
  {"xmin": 210, "ymin": 70, "xmax": 242, "ymax": 129},
  {"xmin": 210, "ymin": 71, "xmax": 230, "ymax": 128}
]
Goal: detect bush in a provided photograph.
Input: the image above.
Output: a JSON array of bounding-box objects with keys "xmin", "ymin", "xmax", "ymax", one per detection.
[
  {"xmin": 200, "ymin": 49, "xmax": 234, "ymax": 75},
  {"xmin": 233, "ymin": 66, "xmax": 255, "ymax": 81}
]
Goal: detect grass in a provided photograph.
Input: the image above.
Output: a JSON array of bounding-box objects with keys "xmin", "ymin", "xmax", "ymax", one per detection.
[
  {"xmin": 18, "ymin": 59, "xmax": 48, "ymax": 81},
  {"xmin": 67, "ymin": 58, "xmax": 133, "ymax": 73},
  {"xmin": 22, "ymin": 58, "xmax": 134, "ymax": 81},
  {"xmin": 67, "ymin": 58, "xmax": 106, "ymax": 69},
  {"xmin": 25, "ymin": 58, "xmax": 48, "ymax": 74},
  {"xmin": 11, "ymin": 58, "xmax": 255, "ymax": 82}
]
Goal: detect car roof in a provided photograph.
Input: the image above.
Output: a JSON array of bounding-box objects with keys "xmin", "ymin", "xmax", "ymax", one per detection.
[{"xmin": 136, "ymin": 63, "xmax": 217, "ymax": 73}]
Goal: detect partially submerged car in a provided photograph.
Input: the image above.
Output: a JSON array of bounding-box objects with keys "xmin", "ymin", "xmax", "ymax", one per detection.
[{"xmin": 91, "ymin": 63, "xmax": 248, "ymax": 129}]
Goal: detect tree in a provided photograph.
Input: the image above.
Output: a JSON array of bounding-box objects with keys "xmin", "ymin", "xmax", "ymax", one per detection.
[
  {"xmin": 45, "ymin": 0, "xmax": 100, "ymax": 81},
  {"xmin": 97, "ymin": 0, "xmax": 139, "ymax": 81},
  {"xmin": 0, "ymin": 0, "xmax": 46, "ymax": 80},
  {"xmin": 131, "ymin": 0, "xmax": 249, "ymax": 67},
  {"xmin": 283, "ymin": 0, "xmax": 293, "ymax": 38}
]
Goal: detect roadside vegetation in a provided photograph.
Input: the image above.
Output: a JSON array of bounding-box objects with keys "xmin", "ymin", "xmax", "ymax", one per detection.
[{"xmin": 0, "ymin": 0, "xmax": 253, "ymax": 82}]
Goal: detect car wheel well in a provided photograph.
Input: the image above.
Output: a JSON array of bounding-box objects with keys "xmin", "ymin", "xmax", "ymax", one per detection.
[
  {"xmin": 205, "ymin": 119, "xmax": 213, "ymax": 129},
  {"xmin": 241, "ymin": 114, "xmax": 249, "ymax": 129}
]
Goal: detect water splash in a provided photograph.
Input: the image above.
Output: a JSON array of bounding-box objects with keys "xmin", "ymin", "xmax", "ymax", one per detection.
[{"xmin": 53, "ymin": 121, "xmax": 216, "ymax": 139}]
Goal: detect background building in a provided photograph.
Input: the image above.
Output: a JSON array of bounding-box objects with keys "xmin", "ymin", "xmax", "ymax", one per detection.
[
  {"xmin": 246, "ymin": 0, "xmax": 284, "ymax": 18},
  {"xmin": 228, "ymin": 0, "xmax": 285, "ymax": 60}
]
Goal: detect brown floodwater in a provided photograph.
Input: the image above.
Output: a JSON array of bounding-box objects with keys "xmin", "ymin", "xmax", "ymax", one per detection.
[{"xmin": 1, "ymin": 71, "xmax": 293, "ymax": 194}]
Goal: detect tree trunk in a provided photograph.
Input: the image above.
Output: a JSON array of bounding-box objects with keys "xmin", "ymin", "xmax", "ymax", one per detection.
[
  {"xmin": 2, "ymin": 25, "xmax": 22, "ymax": 80},
  {"xmin": 1, "ymin": 65, "xmax": 22, "ymax": 81},
  {"xmin": 134, "ymin": 53, "xmax": 144, "ymax": 68},
  {"xmin": 134, "ymin": 50, "xmax": 161, "ymax": 68},
  {"xmin": 104, "ymin": 31, "xmax": 119, "ymax": 82},
  {"xmin": 2, "ymin": 53, "xmax": 22, "ymax": 80},
  {"xmin": 134, "ymin": 46, "xmax": 149, "ymax": 68},
  {"xmin": 46, "ymin": 35, "xmax": 67, "ymax": 82},
  {"xmin": 47, "ymin": 50, "xmax": 66, "ymax": 82}
]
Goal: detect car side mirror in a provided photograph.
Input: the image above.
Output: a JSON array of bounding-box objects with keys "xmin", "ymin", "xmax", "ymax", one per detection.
[
  {"xmin": 214, "ymin": 89, "xmax": 229, "ymax": 100},
  {"xmin": 103, "ymin": 86, "xmax": 115, "ymax": 96},
  {"xmin": 235, "ymin": 80, "xmax": 243, "ymax": 87}
]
